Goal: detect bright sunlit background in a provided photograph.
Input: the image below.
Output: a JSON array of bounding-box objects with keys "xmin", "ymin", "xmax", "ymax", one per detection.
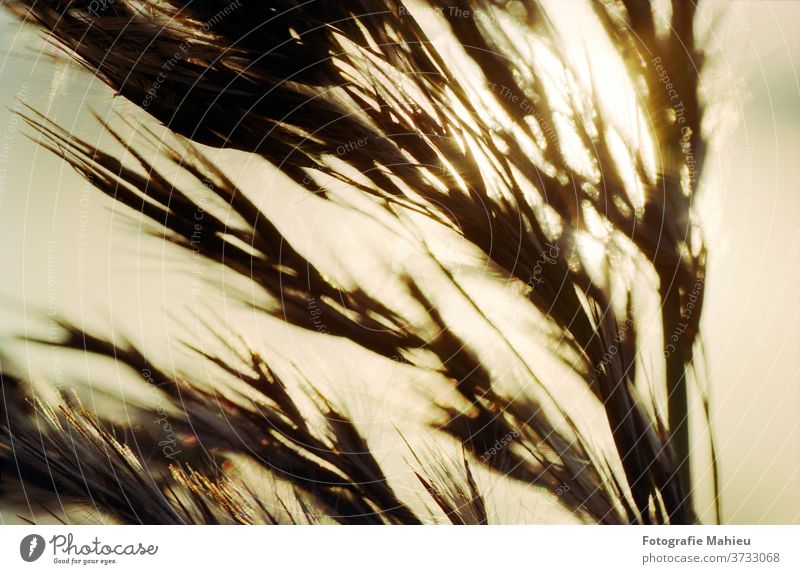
[{"xmin": 0, "ymin": 1, "xmax": 798, "ymax": 524}]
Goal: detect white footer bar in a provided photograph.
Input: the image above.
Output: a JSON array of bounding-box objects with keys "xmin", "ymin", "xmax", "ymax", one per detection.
[{"xmin": 1, "ymin": 525, "xmax": 798, "ymax": 573}]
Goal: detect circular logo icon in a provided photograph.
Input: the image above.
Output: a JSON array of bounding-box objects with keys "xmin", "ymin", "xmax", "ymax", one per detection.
[{"xmin": 20, "ymin": 534, "xmax": 46, "ymax": 562}]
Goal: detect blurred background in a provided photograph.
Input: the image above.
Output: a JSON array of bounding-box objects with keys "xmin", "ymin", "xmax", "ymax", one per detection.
[{"xmin": 0, "ymin": 1, "xmax": 798, "ymax": 523}]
